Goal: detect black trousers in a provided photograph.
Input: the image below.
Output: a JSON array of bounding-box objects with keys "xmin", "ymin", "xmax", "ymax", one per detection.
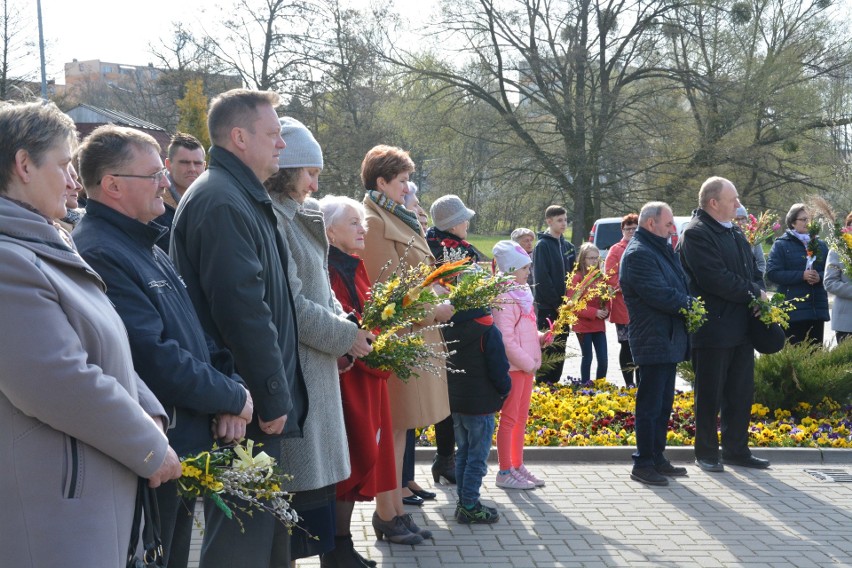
[
  {"xmin": 536, "ymin": 307, "xmax": 568, "ymax": 384},
  {"xmin": 200, "ymin": 437, "xmax": 288, "ymax": 568},
  {"xmin": 154, "ymin": 482, "xmax": 196, "ymax": 568},
  {"xmin": 785, "ymin": 319, "xmax": 825, "ymax": 346},
  {"xmin": 692, "ymin": 344, "xmax": 755, "ymax": 461}
]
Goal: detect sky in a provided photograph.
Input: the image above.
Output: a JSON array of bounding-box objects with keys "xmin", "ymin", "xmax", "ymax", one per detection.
[{"xmin": 32, "ymin": 0, "xmax": 437, "ymax": 83}]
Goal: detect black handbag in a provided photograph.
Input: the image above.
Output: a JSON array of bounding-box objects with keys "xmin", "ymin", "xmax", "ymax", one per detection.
[
  {"xmin": 127, "ymin": 477, "xmax": 166, "ymax": 568},
  {"xmin": 748, "ymin": 315, "xmax": 786, "ymax": 355}
]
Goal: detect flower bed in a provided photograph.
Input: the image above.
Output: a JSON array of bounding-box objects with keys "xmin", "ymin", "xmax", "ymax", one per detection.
[{"xmin": 418, "ymin": 379, "xmax": 852, "ymax": 448}]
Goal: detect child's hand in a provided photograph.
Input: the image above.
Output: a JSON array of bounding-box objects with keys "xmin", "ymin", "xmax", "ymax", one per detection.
[
  {"xmin": 539, "ymin": 331, "xmax": 553, "ymax": 346},
  {"xmin": 596, "ymin": 308, "xmax": 609, "ymax": 320}
]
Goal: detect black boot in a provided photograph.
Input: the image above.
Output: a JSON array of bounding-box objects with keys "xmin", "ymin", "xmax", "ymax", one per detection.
[
  {"xmin": 431, "ymin": 452, "xmax": 456, "ymax": 484},
  {"xmin": 320, "ymin": 535, "xmax": 375, "ymax": 568}
]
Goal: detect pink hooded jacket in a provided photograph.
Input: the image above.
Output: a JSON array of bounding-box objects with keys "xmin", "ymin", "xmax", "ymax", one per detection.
[{"xmin": 493, "ymin": 286, "xmax": 542, "ymax": 373}]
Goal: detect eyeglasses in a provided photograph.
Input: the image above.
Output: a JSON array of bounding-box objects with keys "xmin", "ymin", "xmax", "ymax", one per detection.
[
  {"xmin": 795, "ymin": 217, "xmax": 810, "ymax": 222},
  {"xmin": 623, "ymin": 226, "xmax": 637, "ymax": 232},
  {"xmin": 101, "ymin": 168, "xmax": 169, "ymax": 185}
]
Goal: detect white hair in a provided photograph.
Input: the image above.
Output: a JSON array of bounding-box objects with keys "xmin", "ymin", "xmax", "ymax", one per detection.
[{"xmin": 317, "ymin": 194, "xmax": 366, "ymax": 228}]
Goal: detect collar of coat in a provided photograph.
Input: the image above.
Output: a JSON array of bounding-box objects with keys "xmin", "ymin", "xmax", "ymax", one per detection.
[
  {"xmin": 208, "ymin": 145, "xmax": 271, "ymax": 206},
  {"xmin": 84, "ymin": 199, "xmax": 168, "ymax": 250},
  {"xmin": 0, "ymin": 197, "xmax": 105, "ymax": 288}
]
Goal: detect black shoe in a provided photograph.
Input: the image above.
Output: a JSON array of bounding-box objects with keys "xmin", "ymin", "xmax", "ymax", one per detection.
[
  {"xmin": 402, "ymin": 493, "xmax": 424, "ymax": 506},
  {"xmin": 630, "ymin": 466, "xmax": 669, "ymax": 486},
  {"xmin": 320, "ymin": 535, "xmax": 374, "ymax": 568},
  {"xmin": 409, "ymin": 487, "xmax": 437, "ymax": 500},
  {"xmin": 655, "ymin": 461, "xmax": 688, "ymax": 477},
  {"xmin": 432, "ymin": 453, "xmax": 457, "ymax": 484},
  {"xmin": 695, "ymin": 458, "xmax": 724, "ymax": 472},
  {"xmin": 722, "ymin": 455, "xmax": 770, "ymax": 469}
]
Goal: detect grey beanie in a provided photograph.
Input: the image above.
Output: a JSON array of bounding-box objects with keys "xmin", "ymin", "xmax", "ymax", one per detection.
[
  {"xmin": 430, "ymin": 194, "xmax": 475, "ymax": 231},
  {"xmin": 278, "ymin": 117, "xmax": 323, "ymax": 169},
  {"xmin": 735, "ymin": 205, "xmax": 748, "ymax": 218},
  {"xmin": 492, "ymin": 240, "xmax": 531, "ymax": 273}
]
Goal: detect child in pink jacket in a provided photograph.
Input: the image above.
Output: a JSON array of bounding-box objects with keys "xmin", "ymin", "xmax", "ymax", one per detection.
[{"xmin": 491, "ymin": 241, "xmax": 549, "ymax": 490}]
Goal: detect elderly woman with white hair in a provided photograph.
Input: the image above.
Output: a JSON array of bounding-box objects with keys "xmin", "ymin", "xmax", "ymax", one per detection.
[{"xmin": 320, "ymin": 194, "xmax": 430, "ymax": 560}]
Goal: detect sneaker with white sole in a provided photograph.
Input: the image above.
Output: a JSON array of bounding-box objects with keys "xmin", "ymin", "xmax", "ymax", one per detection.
[
  {"xmin": 495, "ymin": 469, "xmax": 535, "ymax": 490},
  {"xmin": 516, "ymin": 464, "xmax": 546, "ymax": 487}
]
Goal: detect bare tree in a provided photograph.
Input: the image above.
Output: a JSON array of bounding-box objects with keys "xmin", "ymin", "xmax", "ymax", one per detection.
[
  {"xmin": 380, "ymin": 0, "xmax": 680, "ymax": 245},
  {"xmin": 0, "ymin": 0, "xmax": 36, "ymax": 99}
]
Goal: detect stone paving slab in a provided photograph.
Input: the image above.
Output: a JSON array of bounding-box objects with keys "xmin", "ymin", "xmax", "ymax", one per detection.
[{"xmin": 188, "ymin": 458, "xmax": 852, "ymax": 567}]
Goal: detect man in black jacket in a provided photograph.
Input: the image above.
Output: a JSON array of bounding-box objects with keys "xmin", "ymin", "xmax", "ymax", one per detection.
[
  {"xmin": 74, "ymin": 125, "xmax": 252, "ymax": 567},
  {"xmin": 171, "ymin": 89, "xmax": 308, "ymax": 567},
  {"xmin": 679, "ymin": 176, "xmax": 769, "ymax": 473},
  {"xmin": 621, "ymin": 202, "xmax": 692, "ymax": 486},
  {"xmin": 533, "ymin": 205, "xmax": 576, "ymax": 384}
]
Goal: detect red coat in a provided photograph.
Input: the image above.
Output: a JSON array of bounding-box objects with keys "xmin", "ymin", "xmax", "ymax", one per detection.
[
  {"xmin": 327, "ymin": 246, "xmax": 396, "ymax": 500},
  {"xmin": 571, "ymin": 271, "xmax": 607, "ymax": 334},
  {"xmin": 605, "ymin": 238, "xmax": 630, "ymax": 325}
]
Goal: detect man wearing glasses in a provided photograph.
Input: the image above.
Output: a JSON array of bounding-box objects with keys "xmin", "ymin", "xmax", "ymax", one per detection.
[{"xmin": 73, "ymin": 125, "xmax": 253, "ymax": 567}]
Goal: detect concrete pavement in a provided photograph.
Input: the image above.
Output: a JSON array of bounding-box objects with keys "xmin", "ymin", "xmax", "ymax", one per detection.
[{"xmin": 187, "ymin": 448, "xmax": 852, "ymax": 567}]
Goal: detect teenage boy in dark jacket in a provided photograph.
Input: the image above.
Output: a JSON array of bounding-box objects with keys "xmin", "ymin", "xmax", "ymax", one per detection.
[
  {"xmin": 533, "ymin": 205, "xmax": 576, "ymax": 384},
  {"xmin": 443, "ymin": 308, "xmax": 511, "ymax": 524}
]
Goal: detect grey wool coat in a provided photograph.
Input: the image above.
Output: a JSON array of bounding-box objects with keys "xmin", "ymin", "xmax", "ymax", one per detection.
[
  {"xmin": 825, "ymin": 249, "xmax": 852, "ymax": 334},
  {"xmin": 271, "ymin": 195, "xmax": 353, "ymax": 492},
  {"xmin": 0, "ymin": 198, "xmax": 170, "ymax": 568}
]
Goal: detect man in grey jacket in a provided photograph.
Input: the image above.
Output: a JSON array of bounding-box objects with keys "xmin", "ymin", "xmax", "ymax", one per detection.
[{"xmin": 171, "ymin": 89, "xmax": 308, "ymax": 567}]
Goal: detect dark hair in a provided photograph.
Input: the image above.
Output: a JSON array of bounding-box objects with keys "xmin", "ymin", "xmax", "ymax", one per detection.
[
  {"xmin": 167, "ymin": 132, "xmax": 204, "ymax": 159},
  {"xmin": 207, "ymin": 89, "xmax": 280, "ymax": 146},
  {"xmin": 621, "ymin": 213, "xmax": 639, "ymax": 228},
  {"xmin": 784, "ymin": 203, "xmax": 807, "ymax": 229},
  {"xmin": 545, "ymin": 205, "xmax": 566, "ymax": 219},
  {"xmin": 0, "ymin": 100, "xmax": 77, "ymax": 193},
  {"xmin": 78, "ymin": 125, "xmax": 161, "ymax": 194},
  {"xmin": 264, "ymin": 167, "xmax": 302, "ymax": 196},
  {"xmin": 360, "ymin": 145, "xmax": 415, "ymax": 191}
]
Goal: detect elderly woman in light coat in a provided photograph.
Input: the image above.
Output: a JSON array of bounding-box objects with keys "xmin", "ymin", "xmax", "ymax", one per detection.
[
  {"xmin": 265, "ymin": 118, "xmax": 375, "ymax": 566},
  {"xmin": 0, "ymin": 102, "xmax": 180, "ymax": 567},
  {"xmin": 824, "ymin": 211, "xmax": 852, "ymax": 344}
]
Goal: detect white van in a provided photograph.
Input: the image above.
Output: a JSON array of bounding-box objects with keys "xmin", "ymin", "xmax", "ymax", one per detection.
[{"xmin": 588, "ymin": 215, "xmax": 692, "ymax": 259}]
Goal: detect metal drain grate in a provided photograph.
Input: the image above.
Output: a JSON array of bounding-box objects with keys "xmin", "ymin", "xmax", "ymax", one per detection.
[{"xmin": 804, "ymin": 469, "xmax": 852, "ymax": 482}]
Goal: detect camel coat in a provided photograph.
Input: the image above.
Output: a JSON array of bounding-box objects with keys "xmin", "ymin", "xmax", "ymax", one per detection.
[
  {"xmin": 361, "ymin": 196, "xmax": 451, "ymax": 429},
  {"xmin": 0, "ymin": 198, "xmax": 170, "ymax": 568}
]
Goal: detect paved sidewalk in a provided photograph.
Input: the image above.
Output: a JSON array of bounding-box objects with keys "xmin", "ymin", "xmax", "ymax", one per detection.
[{"xmin": 188, "ymin": 450, "xmax": 852, "ymax": 567}]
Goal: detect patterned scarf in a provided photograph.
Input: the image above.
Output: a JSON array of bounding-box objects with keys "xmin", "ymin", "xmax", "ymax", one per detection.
[{"xmin": 367, "ymin": 190, "xmax": 422, "ymax": 235}]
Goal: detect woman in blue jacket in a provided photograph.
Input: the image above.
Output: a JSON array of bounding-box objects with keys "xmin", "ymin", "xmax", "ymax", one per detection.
[{"xmin": 765, "ymin": 203, "xmax": 830, "ymax": 345}]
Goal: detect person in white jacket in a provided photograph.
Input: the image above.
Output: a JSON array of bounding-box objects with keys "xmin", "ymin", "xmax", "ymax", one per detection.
[{"xmin": 824, "ymin": 211, "xmax": 852, "ymax": 344}]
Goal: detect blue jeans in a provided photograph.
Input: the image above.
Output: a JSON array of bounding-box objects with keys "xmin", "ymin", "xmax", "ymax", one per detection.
[
  {"xmin": 453, "ymin": 412, "xmax": 495, "ymax": 507},
  {"xmin": 577, "ymin": 331, "xmax": 608, "ymax": 382},
  {"xmin": 632, "ymin": 363, "xmax": 677, "ymax": 468}
]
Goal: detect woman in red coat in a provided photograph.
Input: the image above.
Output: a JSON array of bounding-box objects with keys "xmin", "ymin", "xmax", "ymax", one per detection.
[
  {"xmin": 572, "ymin": 243, "xmax": 609, "ymax": 382},
  {"xmin": 319, "ymin": 194, "xmax": 423, "ymax": 564},
  {"xmin": 604, "ymin": 213, "xmax": 639, "ymax": 387}
]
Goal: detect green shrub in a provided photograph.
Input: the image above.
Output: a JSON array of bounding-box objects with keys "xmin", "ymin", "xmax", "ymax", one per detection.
[{"xmin": 753, "ymin": 339, "xmax": 852, "ymax": 411}]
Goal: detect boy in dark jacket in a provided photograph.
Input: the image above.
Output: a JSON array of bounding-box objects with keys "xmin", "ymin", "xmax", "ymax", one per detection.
[
  {"xmin": 533, "ymin": 205, "xmax": 576, "ymax": 384},
  {"xmin": 443, "ymin": 308, "xmax": 512, "ymax": 524}
]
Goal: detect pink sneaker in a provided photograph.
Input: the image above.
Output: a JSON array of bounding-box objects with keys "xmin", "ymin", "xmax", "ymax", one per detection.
[
  {"xmin": 495, "ymin": 469, "xmax": 535, "ymax": 490},
  {"xmin": 517, "ymin": 464, "xmax": 546, "ymax": 487}
]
